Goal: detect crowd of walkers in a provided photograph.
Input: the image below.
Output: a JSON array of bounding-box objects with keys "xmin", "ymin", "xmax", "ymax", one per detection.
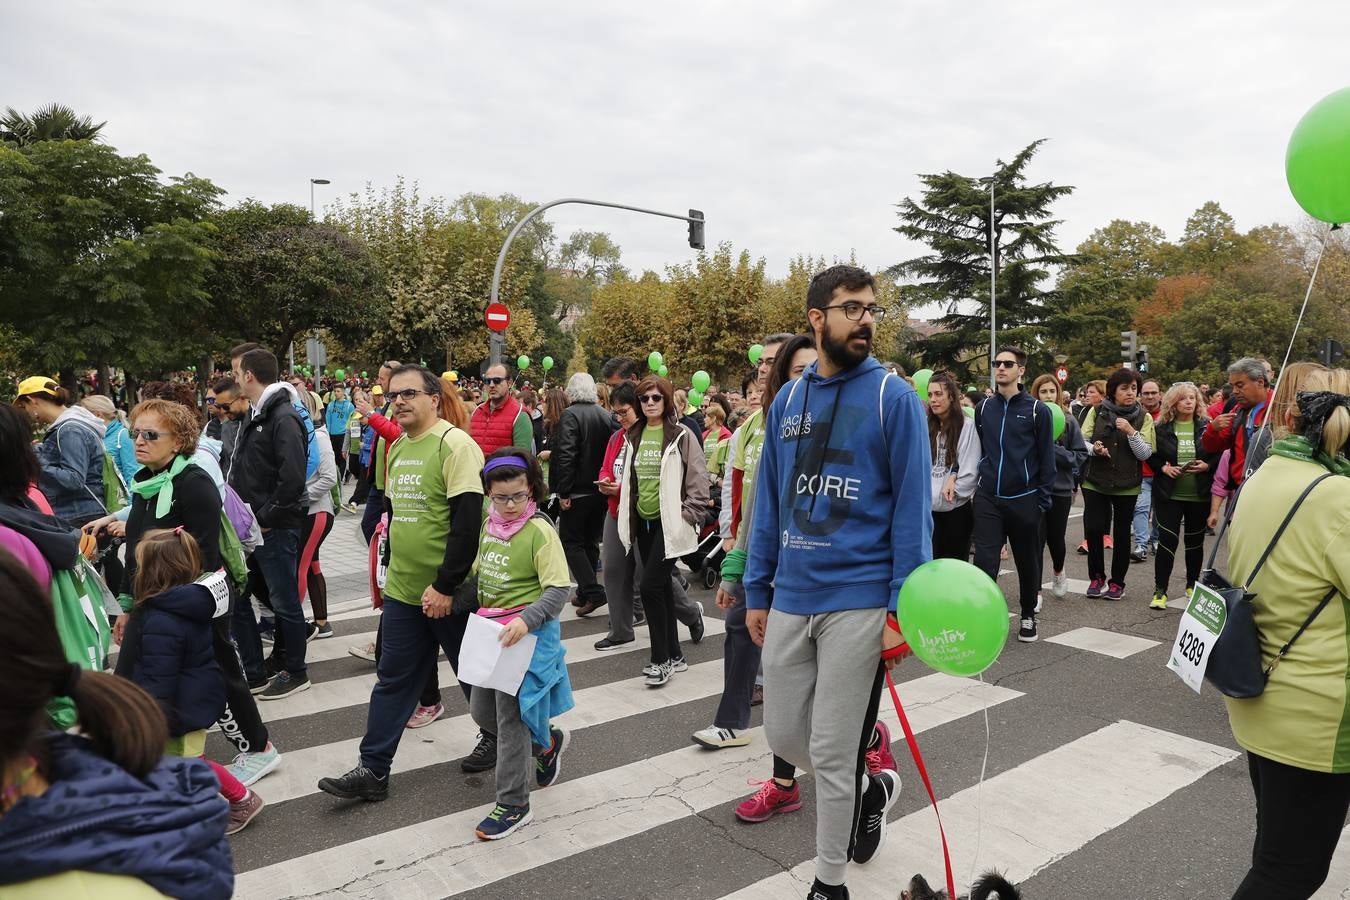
[{"xmin": 0, "ymin": 262, "xmax": 1347, "ymax": 899}]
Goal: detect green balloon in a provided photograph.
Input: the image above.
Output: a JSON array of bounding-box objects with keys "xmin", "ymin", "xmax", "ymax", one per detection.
[
  {"xmin": 362, "ymin": 371, "xmax": 368, "ymax": 378},
  {"xmin": 542, "ymin": 356, "xmax": 554, "ymax": 371},
  {"xmin": 1287, "ymin": 87, "xmax": 1350, "ymax": 223},
  {"xmin": 334, "ymin": 368, "xmax": 346, "ymax": 380},
  {"xmin": 1048, "ymin": 401, "xmax": 1066, "ymax": 440},
  {"xmin": 896, "ymin": 559, "xmax": 1008, "ymax": 677},
  {"xmin": 687, "ymin": 388, "xmax": 704, "ymax": 407},
  {"xmin": 748, "ymin": 344, "xmax": 764, "ymax": 365},
  {"xmin": 963, "ymin": 405, "xmax": 975, "ymax": 419},
  {"xmin": 517, "ymin": 355, "xmax": 530, "ymax": 370},
  {"xmin": 691, "ymin": 370, "xmax": 711, "ymax": 393},
  {"xmin": 648, "ymin": 351, "xmax": 664, "ymax": 372},
  {"xmin": 658, "ymin": 364, "xmax": 669, "ymax": 378},
  {"xmin": 912, "ymin": 368, "xmax": 934, "ymax": 404}
]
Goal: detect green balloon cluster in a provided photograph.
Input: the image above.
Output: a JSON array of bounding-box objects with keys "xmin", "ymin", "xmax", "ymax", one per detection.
[
  {"xmin": 748, "ymin": 344, "xmax": 764, "ymax": 365},
  {"xmin": 648, "ymin": 351, "xmax": 663, "ymax": 373},
  {"xmin": 896, "ymin": 559, "xmax": 1008, "ymax": 677},
  {"xmin": 688, "ymin": 388, "xmax": 704, "ymax": 407},
  {"xmin": 542, "ymin": 356, "xmax": 554, "ymax": 371},
  {"xmin": 517, "ymin": 355, "xmax": 530, "ymax": 370},
  {"xmin": 691, "ymin": 370, "xmax": 711, "ymax": 393},
  {"xmin": 1287, "ymin": 87, "xmax": 1350, "ymax": 224}
]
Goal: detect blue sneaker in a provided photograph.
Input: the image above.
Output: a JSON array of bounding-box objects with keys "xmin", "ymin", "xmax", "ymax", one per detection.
[
  {"xmin": 226, "ymin": 742, "xmax": 282, "ymax": 787},
  {"xmin": 474, "ymin": 803, "xmax": 532, "ymax": 841},
  {"xmin": 536, "ymin": 726, "xmax": 569, "ymax": 788}
]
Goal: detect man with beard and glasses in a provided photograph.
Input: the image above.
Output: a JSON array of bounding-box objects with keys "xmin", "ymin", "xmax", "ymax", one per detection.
[
  {"xmin": 745, "ymin": 265, "xmax": 930, "ymax": 900},
  {"xmin": 971, "ymin": 346, "xmax": 1056, "ymax": 642}
]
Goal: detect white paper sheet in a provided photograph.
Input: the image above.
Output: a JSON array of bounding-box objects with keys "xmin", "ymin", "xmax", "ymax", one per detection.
[{"xmin": 457, "ymin": 613, "xmax": 537, "ymax": 696}]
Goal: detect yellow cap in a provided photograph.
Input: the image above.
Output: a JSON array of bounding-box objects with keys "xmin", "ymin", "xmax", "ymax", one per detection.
[
  {"xmin": 16, "ymin": 376, "xmax": 61, "ymax": 399},
  {"xmin": 371, "ymin": 385, "xmax": 384, "ymax": 395}
]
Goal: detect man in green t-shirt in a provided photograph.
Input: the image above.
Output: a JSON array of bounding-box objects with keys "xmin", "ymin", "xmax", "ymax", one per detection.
[{"xmin": 318, "ymin": 365, "xmax": 487, "ymax": 803}]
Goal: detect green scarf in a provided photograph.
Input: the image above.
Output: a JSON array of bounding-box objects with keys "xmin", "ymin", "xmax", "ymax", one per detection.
[
  {"xmin": 1269, "ymin": 435, "xmax": 1350, "ymax": 476},
  {"xmin": 128, "ymin": 455, "xmax": 193, "ymax": 519}
]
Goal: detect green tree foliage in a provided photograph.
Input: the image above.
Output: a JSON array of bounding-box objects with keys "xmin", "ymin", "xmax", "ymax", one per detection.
[
  {"xmin": 206, "ymin": 201, "xmax": 384, "ymax": 360},
  {"xmin": 0, "ymin": 139, "xmax": 220, "ymax": 378},
  {"xmin": 663, "ymin": 244, "xmax": 768, "ymax": 385},
  {"xmin": 1, "ymin": 103, "xmax": 105, "ymax": 145},
  {"xmin": 890, "ymin": 140, "xmax": 1077, "ymax": 381}
]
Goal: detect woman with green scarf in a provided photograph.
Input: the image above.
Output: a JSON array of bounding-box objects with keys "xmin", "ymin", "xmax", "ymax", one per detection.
[{"xmin": 1224, "ymin": 369, "xmax": 1350, "ymax": 898}]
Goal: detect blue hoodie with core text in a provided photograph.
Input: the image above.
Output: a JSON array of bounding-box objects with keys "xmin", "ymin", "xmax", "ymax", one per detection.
[{"xmin": 745, "ymin": 357, "xmax": 932, "ymax": 614}]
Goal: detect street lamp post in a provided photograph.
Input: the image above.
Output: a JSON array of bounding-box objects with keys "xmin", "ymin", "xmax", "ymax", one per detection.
[
  {"xmin": 486, "ymin": 198, "xmax": 705, "ymax": 365},
  {"xmin": 298, "ymin": 178, "xmax": 332, "ymax": 378},
  {"xmin": 988, "ymin": 177, "xmax": 997, "ymax": 391}
]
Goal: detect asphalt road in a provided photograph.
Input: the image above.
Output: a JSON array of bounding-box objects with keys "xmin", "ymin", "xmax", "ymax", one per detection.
[{"xmin": 219, "ymin": 487, "xmax": 1350, "ymax": 899}]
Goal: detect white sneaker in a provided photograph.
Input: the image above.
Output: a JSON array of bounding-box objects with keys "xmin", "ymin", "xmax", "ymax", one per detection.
[
  {"xmin": 671, "ymin": 656, "xmax": 689, "ymax": 673},
  {"xmin": 348, "ymin": 641, "xmax": 376, "ymax": 662},
  {"xmin": 1034, "ymin": 592, "xmax": 1044, "ymax": 614},
  {"xmin": 645, "ymin": 661, "xmax": 673, "ymax": 687},
  {"xmin": 641, "ymin": 663, "xmax": 658, "ymax": 677},
  {"xmin": 692, "ymin": 726, "xmax": 751, "ymax": 750},
  {"xmin": 1052, "ymin": 572, "xmax": 1068, "ymax": 599}
]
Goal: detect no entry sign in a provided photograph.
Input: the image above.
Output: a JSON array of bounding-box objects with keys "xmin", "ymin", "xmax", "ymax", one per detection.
[
  {"xmin": 1055, "ymin": 366, "xmax": 1069, "ymax": 384},
  {"xmin": 485, "ymin": 302, "xmax": 511, "ymax": 333}
]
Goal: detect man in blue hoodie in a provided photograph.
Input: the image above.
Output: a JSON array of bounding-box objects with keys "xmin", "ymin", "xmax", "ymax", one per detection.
[
  {"xmin": 972, "ymin": 346, "xmax": 1056, "ymax": 642},
  {"xmin": 745, "ymin": 265, "xmax": 931, "ymax": 900}
]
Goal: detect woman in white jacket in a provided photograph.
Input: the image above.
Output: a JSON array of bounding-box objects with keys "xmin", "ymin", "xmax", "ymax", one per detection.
[
  {"xmin": 926, "ymin": 370, "xmax": 980, "ymax": 559},
  {"xmin": 618, "ymin": 376, "xmax": 710, "ymax": 687}
]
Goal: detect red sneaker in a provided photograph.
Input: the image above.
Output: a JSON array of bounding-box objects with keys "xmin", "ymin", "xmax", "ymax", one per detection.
[
  {"xmin": 865, "ymin": 721, "xmax": 897, "ymax": 775},
  {"xmin": 734, "ymin": 778, "xmax": 802, "ymax": 823},
  {"xmin": 1104, "ymin": 535, "xmax": 1115, "ymax": 550}
]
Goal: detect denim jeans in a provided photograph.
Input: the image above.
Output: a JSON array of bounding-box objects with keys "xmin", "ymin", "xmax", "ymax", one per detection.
[
  {"xmin": 252, "ymin": 528, "xmax": 307, "ymax": 674},
  {"xmin": 1132, "ymin": 476, "xmax": 1155, "ymax": 551}
]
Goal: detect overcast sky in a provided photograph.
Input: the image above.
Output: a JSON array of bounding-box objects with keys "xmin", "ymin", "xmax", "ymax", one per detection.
[{"xmin": 6, "ymin": 1, "xmax": 1347, "ymax": 315}]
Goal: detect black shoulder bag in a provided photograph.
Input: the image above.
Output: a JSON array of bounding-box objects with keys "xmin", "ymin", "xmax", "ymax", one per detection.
[{"xmin": 1200, "ymin": 472, "xmax": 1337, "ymax": 698}]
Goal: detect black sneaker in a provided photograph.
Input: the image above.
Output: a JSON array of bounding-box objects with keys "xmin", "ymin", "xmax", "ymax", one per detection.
[
  {"xmin": 807, "ymin": 879, "xmax": 849, "ymax": 899},
  {"xmin": 317, "ymin": 765, "xmax": 388, "ymax": 801},
  {"xmin": 247, "ymin": 676, "xmax": 269, "ymax": 695},
  {"xmin": 1018, "ymin": 616, "xmax": 1038, "ymax": 643},
  {"xmin": 263, "ymin": 655, "xmax": 281, "ymax": 679},
  {"xmin": 462, "ymin": 730, "xmax": 498, "ymax": 772},
  {"xmin": 535, "ymin": 726, "xmax": 569, "ymax": 788},
  {"xmin": 593, "ymin": 636, "xmax": 632, "ymax": 652},
  {"xmin": 688, "ymin": 602, "xmax": 705, "ymax": 644},
  {"xmin": 634, "ymin": 608, "xmax": 646, "ymax": 627},
  {"xmin": 850, "ymin": 769, "xmax": 900, "ymax": 864},
  {"xmin": 258, "ymin": 671, "xmax": 311, "ymax": 700},
  {"xmin": 305, "ymin": 622, "xmax": 320, "ymax": 642}
]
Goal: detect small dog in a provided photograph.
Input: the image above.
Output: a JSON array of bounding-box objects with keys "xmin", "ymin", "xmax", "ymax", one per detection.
[{"xmin": 901, "ymin": 871, "xmax": 1022, "ymax": 900}]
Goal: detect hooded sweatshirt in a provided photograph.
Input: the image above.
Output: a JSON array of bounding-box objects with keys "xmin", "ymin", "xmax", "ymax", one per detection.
[
  {"xmin": 0, "ymin": 733, "xmax": 233, "ymax": 900},
  {"xmin": 34, "ymin": 405, "xmax": 108, "ymax": 525},
  {"xmin": 745, "ymin": 357, "xmax": 932, "ymax": 615}
]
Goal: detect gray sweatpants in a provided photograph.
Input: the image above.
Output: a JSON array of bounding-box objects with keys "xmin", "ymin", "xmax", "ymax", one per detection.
[
  {"xmin": 762, "ymin": 606, "xmax": 886, "ymax": 887},
  {"xmin": 601, "ymin": 514, "xmax": 702, "ymax": 643},
  {"xmin": 469, "ymin": 686, "xmax": 540, "ymax": 808}
]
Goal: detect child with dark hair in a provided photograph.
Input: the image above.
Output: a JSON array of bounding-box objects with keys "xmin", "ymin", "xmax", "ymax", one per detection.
[
  {"xmin": 117, "ymin": 527, "xmax": 265, "ymax": 834},
  {"xmin": 470, "ymin": 447, "xmax": 575, "ymax": 841}
]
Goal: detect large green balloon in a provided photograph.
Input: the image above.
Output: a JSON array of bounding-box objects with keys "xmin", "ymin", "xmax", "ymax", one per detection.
[
  {"xmin": 748, "ymin": 344, "xmax": 764, "ymax": 365},
  {"xmin": 687, "ymin": 388, "xmax": 704, "ymax": 408},
  {"xmin": 542, "ymin": 356, "xmax": 554, "ymax": 371},
  {"xmin": 517, "ymin": 355, "xmax": 530, "ymax": 370},
  {"xmin": 1048, "ymin": 401, "xmax": 1066, "ymax": 440},
  {"xmin": 912, "ymin": 368, "xmax": 934, "ymax": 404},
  {"xmin": 658, "ymin": 364, "xmax": 669, "ymax": 378},
  {"xmin": 648, "ymin": 351, "xmax": 663, "ymax": 372},
  {"xmin": 334, "ymin": 368, "xmax": 346, "ymax": 380},
  {"xmin": 691, "ymin": 370, "xmax": 711, "ymax": 393},
  {"xmin": 1287, "ymin": 87, "xmax": 1350, "ymax": 224},
  {"xmin": 896, "ymin": 559, "xmax": 1008, "ymax": 677}
]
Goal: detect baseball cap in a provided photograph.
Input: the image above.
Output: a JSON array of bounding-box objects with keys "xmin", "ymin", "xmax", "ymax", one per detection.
[
  {"xmin": 16, "ymin": 376, "xmax": 61, "ymax": 400},
  {"xmin": 371, "ymin": 385, "xmax": 384, "ymax": 395}
]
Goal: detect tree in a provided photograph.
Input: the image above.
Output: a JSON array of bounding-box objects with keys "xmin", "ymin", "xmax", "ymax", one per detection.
[
  {"xmin": 1, "ymin": 103, "xmax": 105, "ymax": 145},
  {"xmin": 890, "ymin": 140, "xmax": 1077, "ymax": 381},
  {"xmin": 559, "ymin": 230, "xmax": 624, "ymax": 282},
  {"xmin": 0, "ymin": 139, "xmax": 220, "ymax": 381},
  {"xmin": 577, "ymin": 270, "xmax": 672, "ymax": 367},
  {"xmin": 206, "ymin": 201, "xmax": 384, "ymax": 360},
  {"xmin": 663, "ymin": 244, "xmax": 768, "ymax": 385},
  {"xmin": 1165, "ymin": 201, "xmax": 1250, "ymax": 275}
]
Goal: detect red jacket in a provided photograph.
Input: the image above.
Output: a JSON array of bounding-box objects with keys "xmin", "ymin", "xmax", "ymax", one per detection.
[
  {"xmin": 470, "ymin": 395, "xmax": 524, "ymax": 457},
  {"xmin": 1200, "ymin": 388, "xmax": 1273, "ymax": 489},
  {"xmin": 1140, "ymin": 407, "xmax": 1161, "ymax": 477},
  {"xmin": 599, "ymin": 430, "xmax": 625, "ymax": 519}
]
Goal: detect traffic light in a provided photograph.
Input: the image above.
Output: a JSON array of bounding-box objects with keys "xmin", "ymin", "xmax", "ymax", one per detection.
[
  {"xmin": 1135, "ymin": 344, "xmax": 1150, "ymax": 374},
  {"xmin": 687, "ymin": 209, "xmax": 705, "ymax": 250},
  {"xmin": 1120, "ymin": 330, "xmax": 1137, "ymax": 368},
  {"xmin": 1323, "ymin": 338, "xmax": 1345, "ymax": 367}
]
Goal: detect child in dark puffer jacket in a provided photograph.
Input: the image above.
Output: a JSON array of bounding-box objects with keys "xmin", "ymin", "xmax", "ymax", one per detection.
[{"xmin": 117, "ymin": 527, "xmax": 265, "ymax": 834}]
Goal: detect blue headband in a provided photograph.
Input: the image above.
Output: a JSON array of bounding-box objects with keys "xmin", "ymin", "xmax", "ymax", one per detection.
[{"xmin": 483, "ymin": 456, "xmax": 529, "ymax": 475}]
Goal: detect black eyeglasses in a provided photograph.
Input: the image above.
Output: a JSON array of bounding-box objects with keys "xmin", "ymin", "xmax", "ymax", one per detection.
[
  {"xmin": 483, "ymin": 377, "xmax": 507, "ymax": 385},
  {"xmin": 386, "ymin": 388, "xmax": 431, "ymax": 402},
  {"xmin": 821, "ymin": 302, "xmax": 887, "ymax": 322},
  {"xmin": 639, "ymin": 394, "xmax": 664, "ymax": 404},
  {"xmin": 130, "ymin": 428, "xmax": 167, "ymax": 442},
  {"xmin": 992, "ymin": 360, "xmax": 1020, "ymax": 369}
]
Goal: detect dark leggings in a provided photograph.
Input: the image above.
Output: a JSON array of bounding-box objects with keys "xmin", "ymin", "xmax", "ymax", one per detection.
[
  {"xmin": 931, "ymin": 503, "xmax": 974, "ymax": 560},
  {"xmin": 297, "ymin": 511, "xmax": 335, "ymax": 620},
  {"xmin": 1083, "ymin": 489, "xmax": 1138, "ymax": 585},
  {"xmin": 634, "ymin": 518, "xmax": 681, "ymax": 665},
  {"xmin": 1038, "ymin": 493, "xmax": 1073, "ymax": 573},
  {"xmin": 1232, "ymin": 752, "xmax": 1350, "ymax": 899},
  {"xmin": 212, "ymin": 610, "xmax": 270, "ymax": 753},
  {"xmin": 1153, "ymin": 495, "xmax": 1208, "ymax": 593}
]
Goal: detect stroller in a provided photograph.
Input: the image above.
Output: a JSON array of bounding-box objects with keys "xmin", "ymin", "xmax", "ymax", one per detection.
[{"xmin": 682, "ymin": 489, "xmax": 725, "ymax": 590}]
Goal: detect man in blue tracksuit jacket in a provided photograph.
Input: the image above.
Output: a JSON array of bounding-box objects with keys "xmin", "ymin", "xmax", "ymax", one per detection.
[
  {"xmin": 972, "ymin": 345, "xmax": 1056, "ymax": 643},
  {"xmin": 744, "ymin": 265, "xmax": 931, "ymax": 900}
]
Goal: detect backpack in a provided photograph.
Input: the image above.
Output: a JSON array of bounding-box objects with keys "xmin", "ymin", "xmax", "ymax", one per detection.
[
  {"xmin": 216, "ymin": 510, "xmax": 250, "ymax": 594},
  {"xmin": 222, "ymin": 482, "xmax": 262, "ymax": 553}
]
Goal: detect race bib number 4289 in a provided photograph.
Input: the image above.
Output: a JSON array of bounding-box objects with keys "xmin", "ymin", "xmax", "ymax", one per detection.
[{"xmin": 1166, "ymin": 582, "xmax": 1228, "ymax": 694}]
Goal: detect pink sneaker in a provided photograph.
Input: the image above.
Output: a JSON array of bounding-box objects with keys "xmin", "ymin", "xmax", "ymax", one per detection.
[
  {"xmin": 406, "ymin": 703, "xmax": 444, "ymax": 729},
  {"xmin": 865, "ymin": 721, "xmax": 896, "ymax": 775},
  {"xmin": 734, "ymin": 778, "xmax": 802, "ymax": 823}
]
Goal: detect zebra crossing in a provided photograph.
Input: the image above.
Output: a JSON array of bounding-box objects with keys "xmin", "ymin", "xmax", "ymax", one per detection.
[{"xmin": 218, "ymin": 513, "xmax": 1350, "ymax": 899}]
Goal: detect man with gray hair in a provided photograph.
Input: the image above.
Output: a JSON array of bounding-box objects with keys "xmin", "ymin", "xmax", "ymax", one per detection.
[
  {"xmin": 1201, "ymin": 356, "xmax": 1275, "ymax": 490},
  {"xmin": 551, "ymin": 372, "xmax": 618, "ymax": 615}
]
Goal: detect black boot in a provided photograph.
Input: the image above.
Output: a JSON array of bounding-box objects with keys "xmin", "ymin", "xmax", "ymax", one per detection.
[
  {"xmin": 807, "ymin": 879, "xmax": 848, "ymax": 900},
  {"xmin": 317, "ymin": 765, "xmax": 389, "ymax": 801},
  {"xmin": 461, "ymin": 730, "xmax": 498, "ymax": 773}
]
